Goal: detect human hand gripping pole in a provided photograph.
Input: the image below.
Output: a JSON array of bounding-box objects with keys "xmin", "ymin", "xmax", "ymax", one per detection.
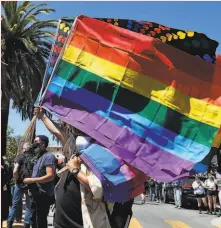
[{"xmin": 57, "ymin": 154, "xmax": 80, "ymax": 177}]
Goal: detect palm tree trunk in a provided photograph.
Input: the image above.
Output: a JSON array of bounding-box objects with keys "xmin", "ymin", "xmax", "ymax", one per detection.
[{"xmin": 1, "ymin": 91, "xmax": 10, "ymax": 156}]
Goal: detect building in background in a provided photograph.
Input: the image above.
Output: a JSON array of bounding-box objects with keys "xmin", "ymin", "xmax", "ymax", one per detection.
[{"xmin": 47, "ymin": 146, "xmax": 63, "ymax": 153}]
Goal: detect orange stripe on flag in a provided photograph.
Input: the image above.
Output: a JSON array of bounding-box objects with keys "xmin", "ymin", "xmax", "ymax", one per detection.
[{"xmin": 70, "ymin": 16, "xmax": 221, "ymax": 102}]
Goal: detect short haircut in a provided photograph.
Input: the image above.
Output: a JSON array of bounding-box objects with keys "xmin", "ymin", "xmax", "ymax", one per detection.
[{"xmin": 36, "ymin": 135, "xmax": 49, "ymax": 147}]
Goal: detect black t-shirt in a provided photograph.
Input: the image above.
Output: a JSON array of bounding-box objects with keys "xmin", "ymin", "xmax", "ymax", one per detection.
[
  {"xmin": 15, "ymin": 154, "xmax": 25, "ymax": 184},
  {"xmin": 54, "ymin": 172, "xmax": 83, "ymax": 228},
  {"xmin": 16, "ymin": 154, "xmax": 25, "ymax": 166}
]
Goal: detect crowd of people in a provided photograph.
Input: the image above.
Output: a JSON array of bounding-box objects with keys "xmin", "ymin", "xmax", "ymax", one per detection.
[
  {"xmin": 192, "ymin": 173, "xmax": 221, "ymax": 215},
  {"xmin": 2, "ymin": 107, "xmax": 134, "ymax": 228},
  {"xmin": 1, "ymin": 106, "xmax": 221, "ymax": 228},
  {"xmin": 139, "ymin": 169, "xmax": 221, "ymax": 217},
  {"xmin": 140, "ymin": 179, "xmax": 164, "ymax": 204}
]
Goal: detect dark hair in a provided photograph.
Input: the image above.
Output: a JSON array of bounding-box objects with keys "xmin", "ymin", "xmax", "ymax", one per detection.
[{"xmin": 36, "ymin": 135, "xmax": 49, "ymax": 147}]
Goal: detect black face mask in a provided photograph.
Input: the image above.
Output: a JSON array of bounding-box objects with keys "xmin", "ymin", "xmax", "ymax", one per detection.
[
  {"xmin": 32, "ymin": 142, "xmax": 41, "ymax": 149},
  {"xmin": 32, "ymin": 142, "xmax": 46, "ymax": 157}
]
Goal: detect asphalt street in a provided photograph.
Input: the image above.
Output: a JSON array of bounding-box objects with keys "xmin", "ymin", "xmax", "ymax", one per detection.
[
  {"xmin": 131, "ymin": 196, "xmax": 221, "ymax": 228},
  {"xmin": 3, "ymin": 197, "xmax": 221, "ymax": 228}
]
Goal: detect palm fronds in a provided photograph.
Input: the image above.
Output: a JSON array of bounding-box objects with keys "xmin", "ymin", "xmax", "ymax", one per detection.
[{"xmin": 1, "ymin": 1, "xmax": 57, "ymax": 120}]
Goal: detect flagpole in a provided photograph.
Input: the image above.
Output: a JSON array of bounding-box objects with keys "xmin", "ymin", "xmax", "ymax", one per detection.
[
  {"xmin": 35, "ymin": 19, "xmax": 61, "ymax": 106},
  {"xmin": 39, "ymin": 17, "xmax": 78, "ymax": 106}
]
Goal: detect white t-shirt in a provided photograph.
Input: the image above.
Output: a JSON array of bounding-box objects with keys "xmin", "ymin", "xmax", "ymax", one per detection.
[
  {"xmin": 205, "ymin": 179, "xmax": 216, "ymax": 191},
  {"xmin": 76, "ymin": 136, "xmax": 114, "ymax": 227},
  {"xmin": 80, "ymin": 164, "xmax": 114, "ymax": 228},
  {"xmin": 192, "ymin": 181, "xmax": 205, "ymax": 195}
]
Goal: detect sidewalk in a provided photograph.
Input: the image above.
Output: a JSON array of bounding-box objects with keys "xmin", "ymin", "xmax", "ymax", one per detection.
[{"xmin": 2, "ymin": 202, "xmax": 54, "ymax": 228}]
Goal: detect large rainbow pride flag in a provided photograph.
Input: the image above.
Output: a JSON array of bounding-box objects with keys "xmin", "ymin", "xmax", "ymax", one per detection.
[
  {"xmin": 40, "ymin": 15, "xmax": 221, "ymax": 181},
  {"xmin": 35, "ymin": 16, "xmax": 219, "ymax": 104}
]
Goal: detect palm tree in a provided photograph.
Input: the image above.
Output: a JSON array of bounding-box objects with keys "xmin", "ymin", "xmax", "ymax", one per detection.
[
  {"xmin": 1, "ymin": 1, "xmax": 57, "ymax": 156},
  {"xmin": 51, "ymin": 118, "xmax": 82, "ymax": 145}
]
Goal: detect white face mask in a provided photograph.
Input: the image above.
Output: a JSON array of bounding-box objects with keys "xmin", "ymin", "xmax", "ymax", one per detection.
[{"xmin": 76, "ymin": 136, "xmax": 92, "ymax": 152}]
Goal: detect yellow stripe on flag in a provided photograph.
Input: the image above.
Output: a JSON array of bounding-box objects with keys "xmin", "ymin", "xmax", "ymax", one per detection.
[{"xmin": 62, "ymin": 45, "xmax": 221, "ymax": 128}]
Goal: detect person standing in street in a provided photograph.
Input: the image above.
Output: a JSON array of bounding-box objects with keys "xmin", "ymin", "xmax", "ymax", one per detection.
[
  {"xmin": 34, "ymin": 106, "xmax": 135, "ymax": 228},
  {"xmin": 216, "ymin": 172, "xmax": 221, "ymax": 217},
  {"xmin": 10, "ymin": 161, "xmax": 23, "ymax": 223},
  {"xmin": 155, "ymin": 181, "xmax": 163, "ymax": 203},
  {"xmin": 192, "ymin": 177, "xmax": 208, "ymax": 214},
  {"xmin": 148, "ymin": 178, "xmax": 155, "ymax": 201},
  {"xmin": 7, "ymin": 143, "xmax": 31, "ymax": 228},
  {"xmin": 205, "ymin": 174, "xmax": 217, "ymax": 215},
  {"xmin": 33, "ymin": 108, "xmax": 112, "ymax": 228},
  {"xmin": 173, "ymin": 180, "xmax": 182, "ymax": 209},
  {"xmin": 23, "ymin": 135, "xmax": 56, "ymax": 228},
  {"xmin": 140, "ymin": 180, "xmax": 149, "ymax": 204},
  {"xmin": 140, "ymin": 193, "xmax": 146, "ymax": 204}
]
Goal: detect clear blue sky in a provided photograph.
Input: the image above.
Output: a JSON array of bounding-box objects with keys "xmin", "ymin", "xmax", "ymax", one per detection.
[{"xmin": 8, "ymin": 1, "xmax": 221, "ymax": 146}]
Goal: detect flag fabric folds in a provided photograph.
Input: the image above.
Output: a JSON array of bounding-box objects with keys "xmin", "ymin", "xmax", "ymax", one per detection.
[
  {"xmin": 35, "ymin": 19, "xmax": 72, "ymax": 106},
  {"xmin": 40, "ymin": 15, "xmax": 221, "ymax": 181},
  {"xmin": 36, "ymin": 16, "xmax": 219, "ymax": 106},
  {"xmin": 97, "ymin": 18, "xmax": 219, "ymax": 63},
  {"xmin": 80, "ymin": 143, "xmax": 147, "ymax": 202}
]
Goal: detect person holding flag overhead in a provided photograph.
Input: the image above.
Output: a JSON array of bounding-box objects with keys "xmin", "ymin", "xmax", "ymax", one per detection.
[
  {"xmin": 34, "ymin": 107, "xmax": 134, "ymax": 228},
  {"xmin": 65, "ymin": 136, "xmax": 114, "ymax": 228}
]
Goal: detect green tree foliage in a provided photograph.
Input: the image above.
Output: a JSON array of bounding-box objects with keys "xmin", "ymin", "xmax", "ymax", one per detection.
[
  {"xmin": 1, "ymin": 1, "xmax": 57, "ymax": 156},
  {"xmin": 6, "ymin": 126, "xmax": 21, "ymax": 161}
]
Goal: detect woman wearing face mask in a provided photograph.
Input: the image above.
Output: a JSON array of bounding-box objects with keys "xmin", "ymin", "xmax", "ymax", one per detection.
[
  {"xmin": 192, "ymin": 177, "xmax": 208, "ymax": 214},
  {"xmin": 205, "ymin": 174, "xmax": 217, "ymax": 215}
]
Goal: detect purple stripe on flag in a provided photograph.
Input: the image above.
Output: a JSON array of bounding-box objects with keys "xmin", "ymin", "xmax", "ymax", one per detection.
[{"xmin": 42, "ymin": 90, "xmax": 194, "ymax": 181}]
